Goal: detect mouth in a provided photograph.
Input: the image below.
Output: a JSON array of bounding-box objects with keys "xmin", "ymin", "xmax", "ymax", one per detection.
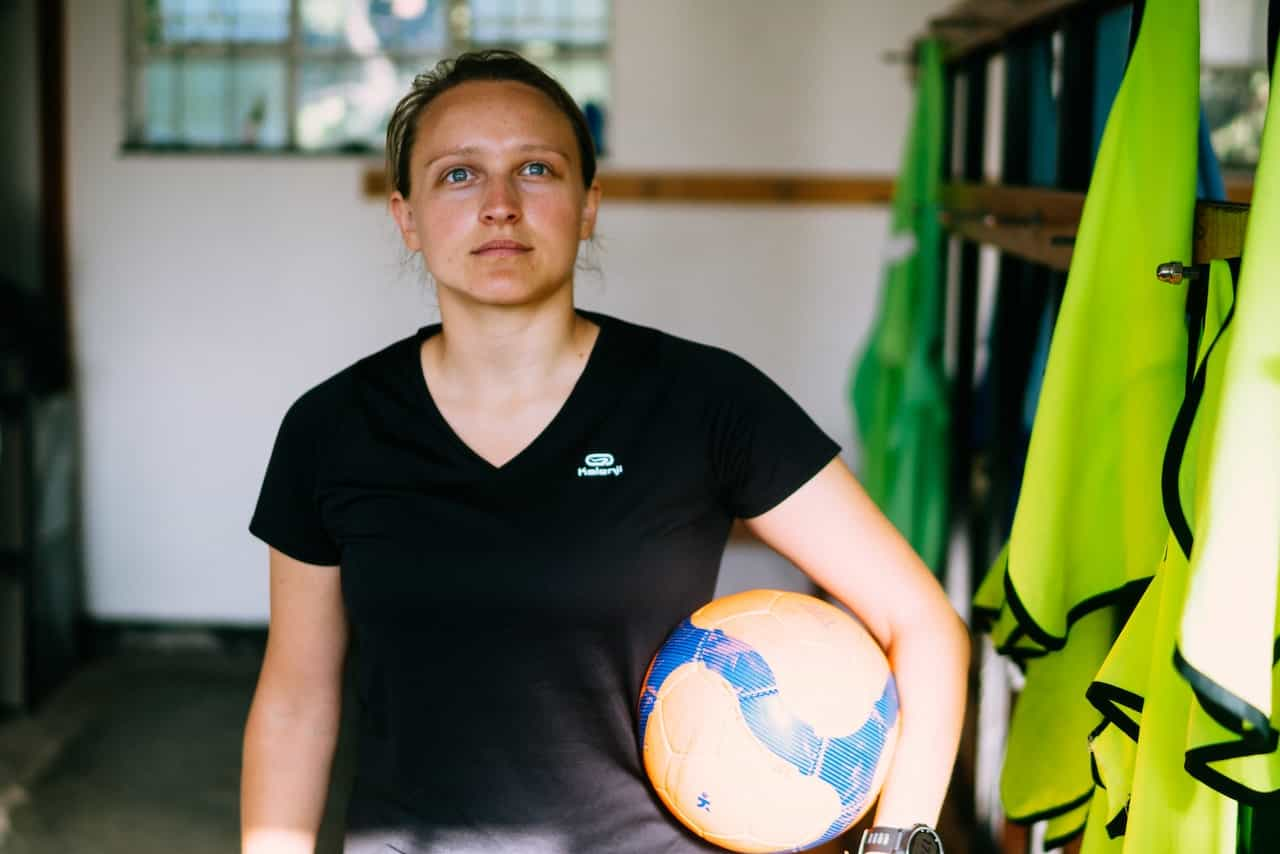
[{"xmin": 472, "ymin": 239, "xmax": 532, "ymax": 256}]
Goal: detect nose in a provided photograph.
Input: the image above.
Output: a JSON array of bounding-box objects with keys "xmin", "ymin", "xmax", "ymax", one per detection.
[{"xmin": 480, "ymin": 178, "xmax": 521, "ymax": 225}]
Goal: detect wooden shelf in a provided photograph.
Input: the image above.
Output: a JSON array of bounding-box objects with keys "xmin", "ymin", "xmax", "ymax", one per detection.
[
  {"xmin": 1194, "ymin": 201, "xmax": 1251, "ymax": 263},
  {"xmin": 942, "ymin": 183, "xmax": 1082, "ymax": 270},
  {"xmin": 942, "ymin": 183, "xmax": 1252, "ymax": 270},
  {"xmin": 925, "ymin": 0, "xmax": 1131, "ymax": 63}
]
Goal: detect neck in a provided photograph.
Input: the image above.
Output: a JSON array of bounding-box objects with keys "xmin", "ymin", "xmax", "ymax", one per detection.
[{"xmin": 426, "ymin": 293, "xmax": 596, "ymax": 404}]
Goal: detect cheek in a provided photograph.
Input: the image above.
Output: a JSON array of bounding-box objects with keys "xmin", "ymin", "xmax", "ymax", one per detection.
[
  {"xmin": 533, "ymin": 194, "xmax": 586, "ymax": 242},
  {"xmin": 418, "ymin": 205, "xmax": 469, "ymax": 266}
]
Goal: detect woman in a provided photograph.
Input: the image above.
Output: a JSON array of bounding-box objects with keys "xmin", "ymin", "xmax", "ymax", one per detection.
[{"xmin": 241, "ymin": 50, "xmax": 968, "ymax": 854}]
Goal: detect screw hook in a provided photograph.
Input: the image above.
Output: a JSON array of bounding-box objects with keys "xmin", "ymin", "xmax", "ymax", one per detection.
[{"xmin": 1156, "ymin": 261, "xmax": 1200, "ymax": 285}]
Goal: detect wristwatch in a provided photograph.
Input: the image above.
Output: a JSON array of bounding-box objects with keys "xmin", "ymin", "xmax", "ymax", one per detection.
[{"xmin": 856, "ymin": 824, "xmax": 944, "ymax": 854}]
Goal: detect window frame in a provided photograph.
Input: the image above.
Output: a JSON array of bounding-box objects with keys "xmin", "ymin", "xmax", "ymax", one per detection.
[{"xmin": 122, "ymin": 0, "xmax": 612, "ymax": 155}]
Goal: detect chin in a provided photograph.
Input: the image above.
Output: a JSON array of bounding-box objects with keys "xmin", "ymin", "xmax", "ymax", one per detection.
[{"xmin": 450, "ymin": 277, "xmax": 572, "ymax": 309}]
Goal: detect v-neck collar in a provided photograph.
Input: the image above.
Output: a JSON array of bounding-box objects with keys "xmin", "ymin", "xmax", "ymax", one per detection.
[{"xmin": 410, "ymin": 310, "xmax": 613, "ymax": 474}]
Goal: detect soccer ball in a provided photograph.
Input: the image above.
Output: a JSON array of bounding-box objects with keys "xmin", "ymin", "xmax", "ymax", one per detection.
[{"xmin": 638, "ymin": 589, "xmax": 900, "ymax": 853}]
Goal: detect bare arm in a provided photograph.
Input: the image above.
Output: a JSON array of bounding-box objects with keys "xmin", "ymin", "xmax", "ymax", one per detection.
[
  {"xmin": 744, "ymin": 458, "xmax": 969, "ymax": 830},
  {"xmin": 241, "ymin": 548, "xmax": 348, "ymax": 854}
]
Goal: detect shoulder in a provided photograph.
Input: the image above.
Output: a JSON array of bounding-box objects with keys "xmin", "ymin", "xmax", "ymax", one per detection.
[
  {"xmin": 586, "ymin": 311, "xmax": 762, "ymax": 385},
  {"xmin": 277, "ymin": 329, "xmax": 422, "ymax": 438}
]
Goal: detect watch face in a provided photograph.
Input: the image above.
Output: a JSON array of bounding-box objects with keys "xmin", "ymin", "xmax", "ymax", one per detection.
[{"xmin": 906, "ymin": 827, "xmax": 942, "ymax": 854}]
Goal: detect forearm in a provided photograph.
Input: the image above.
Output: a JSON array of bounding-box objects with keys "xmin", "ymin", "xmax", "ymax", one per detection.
[
  {"xmin": 872, "ymin": 613, "xmax": 969, "ymax": 828},
  {"xmin": 736, "ymin": 462, "xmax": 971, "ymax": 832},
  {"xmin": 241, "ymin": 692, "xmax": 342, "ymax": 854}
]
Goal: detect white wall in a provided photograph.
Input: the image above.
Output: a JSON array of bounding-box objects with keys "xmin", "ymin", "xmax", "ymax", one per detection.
[
  {"xmin": 66, "ymin": 0, "xmax": 951, "ymax": 623},
  {"xmin": 1203, "ymin": 0, "xmax": 1272, "ymax": 65}
]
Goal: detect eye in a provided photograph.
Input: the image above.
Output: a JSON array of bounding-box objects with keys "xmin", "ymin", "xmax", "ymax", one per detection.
[
  {"xmin": 521, "ymin": 161, "xmax": 551, "ymax": 177},
  {"xmin": 442, "ymin": 166, "xmax": 472, "ymax": 184}
]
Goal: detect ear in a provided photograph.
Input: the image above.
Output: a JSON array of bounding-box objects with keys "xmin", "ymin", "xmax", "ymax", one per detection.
[
  {"xmin": 389, "ymin": 191, "xmax": 422, "ymax": 252},
  {"xmin": 579, "ymin": 179, "xmax": 602, "ymax": 241}
]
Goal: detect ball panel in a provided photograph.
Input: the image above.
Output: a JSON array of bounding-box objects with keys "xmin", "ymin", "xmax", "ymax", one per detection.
[
  {"xmin": 711, "ymin": 593, "xmax": 893, "ymax": 739},
  {"xmin": 682, "ymin": 708, "xmax": 842, "ymax": 852},
  {"xmin": 860, "ymin": 716, "xmax": 900, "ymax": 830},
  {"xmin": 690, "ymin": 588, "xmax": 783, "ymax": 628},
  {"xmin": 641, "ymin": 687, "xmax": 675, "ymax": 790},
  {"xmin": 643, "ymin": 661, "xmax": 839, "ymax": 852},
  {"xmin": 638, "ymin": 619, "xmax": 705, "ymax": 745},
  {"xmin": 807, "ymin": 676, "xmax": 901, "ymax": 844},
  {"xmin": 771, "ymin": 594, "xmax": 893, "ymax": 739},
  {"xmin": 657, "ymin": 664, "xmax": 737, "ymax": 756}
]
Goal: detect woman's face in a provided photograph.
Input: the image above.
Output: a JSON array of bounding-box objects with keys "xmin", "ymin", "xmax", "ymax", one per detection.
[{"xmin": 390, "ymin": 80, "xmax": 600, "ymax": 309}]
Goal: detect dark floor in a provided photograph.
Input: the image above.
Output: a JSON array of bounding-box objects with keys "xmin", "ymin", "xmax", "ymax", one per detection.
[
  {"xmin": 0, "ymin": 640, "xmax": 975, "ymax": 854},
  {"xmin": 0, "ymin": 642, "xmax": 352, "ymax": 854}
]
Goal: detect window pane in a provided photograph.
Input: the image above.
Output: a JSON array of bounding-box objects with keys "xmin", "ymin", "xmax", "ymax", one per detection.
[
  {"xmin": 301, "ymin": 0, "xmax": 447, "ymax": 52},
  {"xmin": 141, "ymin": 59, "xmax": 181, "ymax": 144},
  {"xmin": 181, "ymin": 59, "xmax": 234, "ymax": 145},
  {"xmin": 298, "ymin": 57, "xmax": 437, "ymax": 150},
  {"xmin": 153, "ymin": 58, "xmax": 286, "ymax": 147},
  {"xmin": 151, "ymin": 0, "xmax": 290, "ymax": 43},
  {"xmin": 128, "ymin": 0, "xmax": 612, "ymax": 152},
  {"xmin": 540, "ymin": 56, "xmax": 607, "ymax": 106},
  {"xmin": 471, "ymin": 0, "xmax": 609, "ymax": 46},
  {"xmin": 231, "ymin": 59, "xmax": 289, "ymax": 147},
  {"xmin": 540, "ymin": 56, "xmax": 608, "ymax": 153}
]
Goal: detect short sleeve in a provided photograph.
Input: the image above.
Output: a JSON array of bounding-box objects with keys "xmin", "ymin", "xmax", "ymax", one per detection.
[
  {"xmin": 706, "ymin": 350, "xmax": 842, "ymax": 519},
  {"xmin": 249, "ymin": 391, "xmax": 341, "ymax": 566}
]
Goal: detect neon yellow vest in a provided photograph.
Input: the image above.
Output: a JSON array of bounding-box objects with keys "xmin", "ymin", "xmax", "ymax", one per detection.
[
  {"xmin": 1178, "ymin": 31, "xmax": 1280, "ymax": 808},
  {"xmin": 1086, "ymin": 259, "xmax": 1238, "ymax": 853},
  {"xmin": 973, "ymin": 0, "xmax": 1199, "ymax": 833},
  {"xmin": 1088, "ymin": 31, "xmax": 1280, "ymax": 852}
]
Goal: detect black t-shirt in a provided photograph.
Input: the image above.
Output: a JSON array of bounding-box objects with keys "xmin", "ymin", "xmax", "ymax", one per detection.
[{"xmin": 249, "ymin": 310, "xmax": 840, "ymax": 853}]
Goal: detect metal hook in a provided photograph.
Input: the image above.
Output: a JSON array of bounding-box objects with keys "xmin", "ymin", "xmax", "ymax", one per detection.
[{"xmin": 1156, "ymin": 261, "xmax": 1200, "ymax": 285}]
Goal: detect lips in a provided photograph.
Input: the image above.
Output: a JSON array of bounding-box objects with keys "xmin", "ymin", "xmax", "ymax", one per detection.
[{"xmin": 472, "ymin": 239, "xmax": 532, "ymax": 255}]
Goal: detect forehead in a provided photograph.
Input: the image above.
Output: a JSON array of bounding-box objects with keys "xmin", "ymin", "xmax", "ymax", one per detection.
[{"xmin": 415, "ymin": 79, "xmax": 577, "ymax": 152}]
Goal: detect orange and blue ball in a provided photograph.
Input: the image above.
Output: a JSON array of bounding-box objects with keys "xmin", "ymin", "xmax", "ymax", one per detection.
[{"xmin": 638, "ymin": 589, "xmax": 900, "ymax": 853}]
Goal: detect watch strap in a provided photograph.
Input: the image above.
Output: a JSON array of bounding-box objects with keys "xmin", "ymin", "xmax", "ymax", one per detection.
[
  {"xmin": 858, "ymin": 824, "xmax": 944, "ymax": 854},
  {"xmin": 859, "ymin": 826, "xmax": 908, "ymax": 853}
]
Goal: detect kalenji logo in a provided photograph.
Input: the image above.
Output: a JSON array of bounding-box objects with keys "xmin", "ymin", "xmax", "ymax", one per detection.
[{"xmin": 578, "ymin": 452, "xmax": 623, "ymax": 477}]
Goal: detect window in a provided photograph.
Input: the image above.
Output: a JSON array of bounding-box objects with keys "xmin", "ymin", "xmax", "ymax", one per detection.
[
  {"xmin": 125, "ymin": 0, "xmax": 611, "ymax": 154},
  {"xmin": 1202, "ymin": 65, "xmax": 1270, "ymax": 171}
]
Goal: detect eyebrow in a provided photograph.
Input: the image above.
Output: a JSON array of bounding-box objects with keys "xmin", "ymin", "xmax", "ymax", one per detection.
[{"xmin": 422, "ymin": 144, "xmax": 572, "ymax": 171}]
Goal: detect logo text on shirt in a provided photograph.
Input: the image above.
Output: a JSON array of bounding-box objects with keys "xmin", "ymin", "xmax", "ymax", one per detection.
[{"xmin": 578, "ymin": 452, "xmax": 623, "ymax": 477}]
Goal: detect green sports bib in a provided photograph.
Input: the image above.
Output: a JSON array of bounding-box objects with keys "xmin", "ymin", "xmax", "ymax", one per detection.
[{"xmin": 851, "ymin": 38, "xmax": 949, "ymax": 574}]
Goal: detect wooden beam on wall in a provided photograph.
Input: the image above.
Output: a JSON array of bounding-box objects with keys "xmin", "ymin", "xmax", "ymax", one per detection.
[
  {"xmin": 597, "ymin": 172, "xmax": 894, "ymax": 205},
  {"xmin": 362, "ymin": 167, "xmax": 895, "ymax": 205}
]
